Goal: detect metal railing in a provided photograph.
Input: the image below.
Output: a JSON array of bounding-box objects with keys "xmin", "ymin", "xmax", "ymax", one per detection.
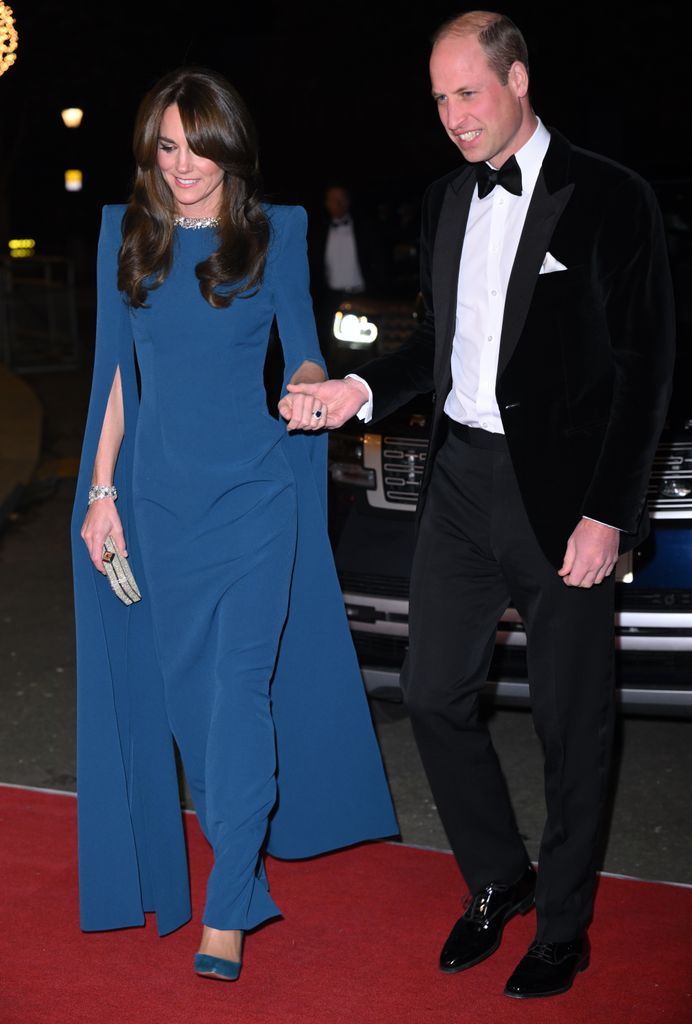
[{"xmin": 0, "ymin": 255, "xmax": 80, "ymax": 372}]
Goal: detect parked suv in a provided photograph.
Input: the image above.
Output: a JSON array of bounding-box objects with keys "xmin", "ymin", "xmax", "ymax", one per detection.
[{"xmin": 326, "ymin": 184, "xmax": 692, "ymax": 716}]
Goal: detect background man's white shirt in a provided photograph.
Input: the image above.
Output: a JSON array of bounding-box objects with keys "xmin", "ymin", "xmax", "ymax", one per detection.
[{"xmin": 325, "ymin": 217, "xmax": 366, "ymax": 292}]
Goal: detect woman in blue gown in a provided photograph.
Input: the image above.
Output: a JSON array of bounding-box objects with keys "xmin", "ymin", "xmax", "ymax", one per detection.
[{"xmin": 72, "ymin": 67, "xmax": 397, "ymax": 981}]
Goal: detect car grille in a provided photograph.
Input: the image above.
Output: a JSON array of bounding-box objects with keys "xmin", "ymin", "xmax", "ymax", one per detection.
[
  {"xmin": 382, "ymin": 436, "xmax": 427, "ymax": 505},
  {"xmin": 616, "ymin": 587, "xmax": 692, "ymax": 611},
  {"xmin": 352, "ymin": 633, "xmax": 692, "ymax": 687},
  {"xmin": 368, "ymin": 436, "xmax": 692, "ymax": 518},
  {"xmin": 352, "ymin": 633, "xmax": 408, "ymax": 667},
  {"xmin": 647, "ymin": 441, "xmax": 692, "ymax": 517},
  {"xmin": 339, "ymin": 571, "xmax": 410, "ymax": 598},
  {"xmin": 342, "ymin": 576, "xmax": 692, "ymax": 613},
  {"xmin": 352, "ymin": 632, "xmax": 530, "ymax": 678}
]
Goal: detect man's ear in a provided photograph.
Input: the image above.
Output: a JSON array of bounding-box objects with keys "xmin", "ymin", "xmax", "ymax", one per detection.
[{"xmin": 508, "ymin": 61, "xmax": 530, "ymax": 100}]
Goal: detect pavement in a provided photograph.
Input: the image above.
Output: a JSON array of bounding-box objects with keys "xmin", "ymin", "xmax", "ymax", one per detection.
[
  {"xmin": 1, "ymin": 359, "xmax": 691, "ymax": 889},
  {"xmin": 0, "ymin": 362, "xmax": 43, "ymax": 524}
]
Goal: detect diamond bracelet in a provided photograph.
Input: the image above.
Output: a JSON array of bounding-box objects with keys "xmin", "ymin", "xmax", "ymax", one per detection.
[{"xmin": 88, "ymin": 484, "xmax": 118, "ymax": 506}]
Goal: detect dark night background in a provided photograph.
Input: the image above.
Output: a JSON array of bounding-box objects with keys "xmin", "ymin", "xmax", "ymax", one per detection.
[{"xmin": 0, "ymin": 0, "xmax": 688, "ymax": 279}]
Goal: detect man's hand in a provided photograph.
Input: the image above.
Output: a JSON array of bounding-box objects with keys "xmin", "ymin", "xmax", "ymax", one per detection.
[
  {"xmin": 277, "ymin": 389, "xmax": 328, "ymax": 431},
  {"xmin": 558, "ymin": 518, "xmax": 620, "ymax": 588},
  {"xmin": 285, "ymin": 377, "xmax": 369, "ymax": 429}
]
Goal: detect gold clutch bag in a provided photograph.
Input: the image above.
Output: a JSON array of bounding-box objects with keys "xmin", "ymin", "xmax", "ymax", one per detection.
[{"xmin": 101, "ymin": 535, "xmax": 142, "ymax": 606}]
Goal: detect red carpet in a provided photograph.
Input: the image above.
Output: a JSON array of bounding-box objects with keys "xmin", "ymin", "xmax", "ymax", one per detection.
[{"xmin": 1, "ymin": 785, "xmax": 691, "ymax": 1024}]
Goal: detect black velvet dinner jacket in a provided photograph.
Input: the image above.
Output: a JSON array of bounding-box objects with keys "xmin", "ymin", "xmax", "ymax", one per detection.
[{"xmin": 359, "ymin": 129, "xmax": 676, "ymax": 568}]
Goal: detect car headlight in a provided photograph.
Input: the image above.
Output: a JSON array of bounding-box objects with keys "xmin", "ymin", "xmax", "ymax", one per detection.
[
  {"xmin": 332, "ymin": 310, "xmax": 378, "ymax": 346},
  {"xmin": 648, "ymin": 441, "xmax": 692, "ymax": 518},
  {"xmin": 659, "ymin": 480, "xmax": 692, "ymax": 498},
  {"xmin": 328, "ymin": 433, "xmax": 376, "ymax": 489}
]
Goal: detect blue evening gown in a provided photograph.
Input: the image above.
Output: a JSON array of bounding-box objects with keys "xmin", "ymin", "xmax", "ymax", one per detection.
[{"xmin": 71, "ymin": 203, "xmax": 398, "ymax": 936}]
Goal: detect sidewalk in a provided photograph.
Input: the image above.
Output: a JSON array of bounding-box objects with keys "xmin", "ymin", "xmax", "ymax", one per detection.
[{"xmin": 0, "ymin": 362, "xmax": 43, "ymax": 525}]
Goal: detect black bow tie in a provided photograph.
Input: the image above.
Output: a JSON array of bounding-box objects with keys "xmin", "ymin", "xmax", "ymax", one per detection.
[
  {"xmin": 331, "ymin": 217, "xmax": 351, "ymax": 227},
  {"xmin": 475, "ymin": 155, "xmax": 522, "ymax": 199}
]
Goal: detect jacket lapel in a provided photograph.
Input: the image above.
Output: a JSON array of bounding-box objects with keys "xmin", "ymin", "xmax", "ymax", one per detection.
[
  {"xmin": 497, "ymin": 132, "xmax": 574, "ymax": 376},
  {"xmin": 431, "ymin": 167, "xmax": 476, "ymax": 384}
]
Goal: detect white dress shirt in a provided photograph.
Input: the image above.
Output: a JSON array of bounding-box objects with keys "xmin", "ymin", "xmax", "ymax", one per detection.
[
  {"xmin": 324, "ymin": 217, "xmax": 366, "ymax": 292},
  {"xmin": 351, "ymin": 120, "xmax": 550, "ymax": 425},
  {"xmin": 443, "ymin": 119, "xmax": 550, "ymax": 432}
]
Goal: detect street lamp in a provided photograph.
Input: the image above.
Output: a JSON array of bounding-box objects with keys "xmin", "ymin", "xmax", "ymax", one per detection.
[
  {"xmin": 65, "ymin": 169, "xmax": 83, "ymax": 192},
  {"xmin": 61, "ymin": 108, "xmax": 84, "ymax": 128},
  {"xmin": 0, "ymin": 2, "xmax": 18, "ymax": 77}
]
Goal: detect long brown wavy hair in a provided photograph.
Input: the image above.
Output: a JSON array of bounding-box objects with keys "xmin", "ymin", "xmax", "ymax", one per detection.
[{"xmin": 118, "ymin": 67, "xmax": 269, "ymax": 308}]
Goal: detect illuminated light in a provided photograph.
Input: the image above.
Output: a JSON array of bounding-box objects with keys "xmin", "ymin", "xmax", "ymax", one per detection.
[
  {"xmin": 61, "ymin": 107, "xmax": 84, "ymax": 128},
  {"xmin": 65, "ymin": 169, "xmax": 83, "ymax": 192},
  {"xmin": 621, "ymin": 571, "xmax": 634, "ymax": 584},
  {"xmin": 0, "ymin": 3, "xmax": 18, "ymax": 77},
  {"xmin": 8, "ymin": 238, "xmax": 35, "ymax": 258},
  {"xmin": 332, "ymin": 310, "xmax": 378, "ymax": 345},
  {"xmin": 660, "ymin": 479, "xmax": 692, "ymax": 498}
]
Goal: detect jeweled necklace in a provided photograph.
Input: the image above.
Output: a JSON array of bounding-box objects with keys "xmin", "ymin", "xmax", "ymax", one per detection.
[{"xmin": 173, "ymin": 215, "xmax": 220, "ymax": 229}]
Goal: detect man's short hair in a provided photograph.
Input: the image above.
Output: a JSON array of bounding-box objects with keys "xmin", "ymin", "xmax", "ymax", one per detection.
[{"xmin": 432, "ymin": 10, "xmax": 529, "ymax": 84}]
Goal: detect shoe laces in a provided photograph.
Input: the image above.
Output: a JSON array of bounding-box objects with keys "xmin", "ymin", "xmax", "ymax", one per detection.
[
  {"xmin": 462, "ymin": 884, "xmax": 504, "ymax": 923},
  {"xmin": 527, "ymin": 942, "xmax": 555, "ymax": 962}
]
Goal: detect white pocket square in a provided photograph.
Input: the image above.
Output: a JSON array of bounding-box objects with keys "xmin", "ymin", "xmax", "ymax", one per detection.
[{"xmin": 539, "ymin": 252, "xmax": 568, "ymax": 274}]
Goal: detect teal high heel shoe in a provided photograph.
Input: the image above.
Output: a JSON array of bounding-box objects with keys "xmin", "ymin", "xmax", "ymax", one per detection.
[{"xmin": 194, "ymin": 953, "xmax": 242, "ymax": 982}]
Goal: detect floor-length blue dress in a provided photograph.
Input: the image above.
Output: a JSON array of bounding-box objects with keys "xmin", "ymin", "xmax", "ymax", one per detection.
[{"xmin": 71, "ymin": 203, "xmax": 398, "ymax": 936}]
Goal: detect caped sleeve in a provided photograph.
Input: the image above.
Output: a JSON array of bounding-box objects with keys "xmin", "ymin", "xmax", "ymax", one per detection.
[
  {"xmin": 265, "ymin": 212, "xmax": 399, "ymax": 855},
  {"xmin": 269, "ymin": 205, "xmax": 327, "ymax": 388},
  {"xmin": 72, "ymin": 206, "xmax": 132, "ymax": 508},
  {"xmin": 70, "ymin": 204, "xmax": 191, "ymax": 938}
]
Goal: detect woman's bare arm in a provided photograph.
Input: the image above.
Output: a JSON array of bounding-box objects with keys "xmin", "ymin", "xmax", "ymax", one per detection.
[{"xmin": 80, "ymin": 368, "xmax": 127, "ymax": 572}]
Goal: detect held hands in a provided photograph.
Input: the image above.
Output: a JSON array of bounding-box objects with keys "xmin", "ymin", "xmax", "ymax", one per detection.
[
  {"xmin": 558, "ymin": 518, "xmax": 620, "ymax": 588},
  {"xmin": 281, "ymin": 378, "xmax": 369, "ymax": 430},
  {"xmin": 81, "ymin": 499, "xmax": 127, "ymax": 574},
  {"xmin": 277, "ymin": 387, "xmax": 328, "ymax": 431}
]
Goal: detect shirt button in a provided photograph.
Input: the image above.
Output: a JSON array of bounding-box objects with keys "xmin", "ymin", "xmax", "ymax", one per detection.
[
  {"xmin": 491, "ymin": 290, "xmax": 497, "ymax": 296},
  {"xmin": 487, "ymin": 335, "xmax": 493, "ymax": 342}
]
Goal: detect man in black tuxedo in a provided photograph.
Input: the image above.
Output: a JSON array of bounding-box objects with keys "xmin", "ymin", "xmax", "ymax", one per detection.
[
  {"xmin": 308, "ymin": 184, "xmax": 388, "ymax": 367},
  {"xmin": 288, "ymin": 10, "xmax": 675, "ymax": 998},
  {"xmin": 308, "ymin": 184, "xmax": 386, "ymax": 300}
]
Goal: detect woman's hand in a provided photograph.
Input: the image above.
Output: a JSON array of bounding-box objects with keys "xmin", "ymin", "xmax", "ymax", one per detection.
[
  {"xmin": 278, "ymin": 389, "xmax": 328, "ymax": 431},
  {"xmin": 278, "ymin": 358, "xmax": 329, "ymax": 431},
  {"xmin": 81, "ymin": 499, "xmax": 127, "ymax": 574},
  {"xmin": 285, "ymin": 378, "xmax": 369, "ymax": 429}
]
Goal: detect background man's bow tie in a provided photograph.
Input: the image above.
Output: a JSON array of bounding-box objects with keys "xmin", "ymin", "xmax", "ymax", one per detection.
[
  {"xmin": 475, "ymin": 154, "xmax": 522, "ymax": 199},
  {"xmin": 331, "ymin": 217, "xmax": 351, "ymax": 227}
]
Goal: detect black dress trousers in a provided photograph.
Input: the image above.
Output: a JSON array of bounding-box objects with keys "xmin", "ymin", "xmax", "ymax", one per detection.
[{"xmin": 402, "ymin": 421, "xmax": 616, "ymax": 942}]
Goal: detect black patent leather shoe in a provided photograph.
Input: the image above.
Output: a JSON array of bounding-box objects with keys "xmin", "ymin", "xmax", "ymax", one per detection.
[
  {"xmin": 439, "ymin": 863, "xmax": 536, "ymax": 973},
  {"xmin": 504, "ymin": 936, "xmax": 590, "ymax": 998}
]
